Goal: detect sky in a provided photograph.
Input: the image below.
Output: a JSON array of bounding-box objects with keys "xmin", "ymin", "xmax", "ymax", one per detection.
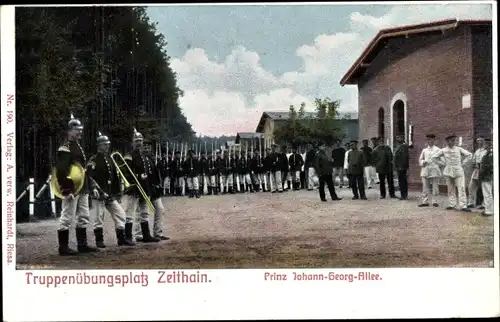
[{"xmin": 146, "ymin": 3, "xmax": 492, "ymax": 137}]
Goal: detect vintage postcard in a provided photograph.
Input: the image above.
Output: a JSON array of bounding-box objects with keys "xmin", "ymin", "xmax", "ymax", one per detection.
[{"xmin": 2, "ymin": 1, "xmax": 499, "ymax": 320}]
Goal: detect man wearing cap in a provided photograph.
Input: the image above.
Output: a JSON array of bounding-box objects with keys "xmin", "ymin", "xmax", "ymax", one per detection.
[
  {"xmin": 238, "ymin": 150, "xmax": 253, "ymax": 193},
  {"xmin": 55, "ymin": 114, "xmax": 98, "ymax": 255},
  {"xmin": 263, "ymin": 147, "xmax": 274, "ymax": 192},
  {"xmin": 370, "ymin": 137, "xmax": 380, "ymax": 184},
  {"xmin": 87, "ymin": 132, "xmax": 135, "ymax": 248},
  {"xmin": 418, "ymin": 134, "xmax": 444, "ymax": 207},
  {"xmin": 347, "ymin": 140, "xmax": 367, "ymax": 200},
  {"xmin": 478, "ymin": 138, "xmax": 493, "ymax": 216},
  {"xmin": 221, "ymin": 150, "xmax": 234, "ymax": 194},
  {"xmin": 288, "ymin": 146, "xmax": 304, "ymax": 190},
  {"xmin": 331, "ymin": 140, "xmax": 346, "ymax": 188},
  {"xmin": 371, "ymin": 137, "xmax": 396, "ymax": 199},
  {"xmin": 206, "ymin": 151, "xmax": 218, "ymax": 195},
  {"xmin": 215, "ymin": 150, "xmax": 225, "ymax": 194},
  {"xmin": 393, "ymin": 134, "xmax": 411, "ymax": 200},
  {"xmin": 184, "ymin": 149, "xmax": 201, "ymax": 198},
  {"xmin": 361, "ymin": 139, "xmax": 375, "ymax": 189},
  {"xmin": 279, "ymin": 146, "xmax": 290, "ymax": 191},
  {"xmin": 431, "ymin": 135, "xmax": 473, "ymax": 212},
  {"xmin": 161, "ymin": 151, "xmax": 172, "ymax": 196},
  {"xmin": 305, "ymin": 144, "xmax": 318, "ymax": 191},
  {"xmin": 123, "ymin": 129, "xmax": 163, "ymax": 243},
  {"xmin": 269, "ymin": 144, "xmax": 283, "ymax": 193},
  {"xmin": 251, "ymin": 148, "xmax": 266, "ymax": 192},
  {"xmin": 199, "ymin": 151, "xmax": 208, "ymax": 196},
  {"xmin": 467, "ymin": 137, "xmax": 487, "ymax": 208},
  {"xmin": 314, "ymin": 143, "xmax": 342, "ymax": 202},
  {"xmin": 171, "ymin": 151, "xmax": 184, "ymax": 196},
  {"xmin": 343, "ymin": 142, "xmax": 352, "ymax": 189}
]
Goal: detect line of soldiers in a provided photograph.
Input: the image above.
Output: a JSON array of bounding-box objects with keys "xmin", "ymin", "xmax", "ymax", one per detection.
[
  {"xmin": 157, "ymin": 144, "xmax": 307, "ymax": 195},
  {"xmin": 55, "ymin": 115, "xmax": 168, "ymax": 256}
]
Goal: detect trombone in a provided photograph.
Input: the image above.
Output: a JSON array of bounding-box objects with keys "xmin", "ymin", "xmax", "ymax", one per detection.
[{"xmin": 110, "ymin": 151, "xmax": 155, "ymax": 214}]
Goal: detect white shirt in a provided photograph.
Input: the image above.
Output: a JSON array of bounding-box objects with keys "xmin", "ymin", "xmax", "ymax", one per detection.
[
  {"xmin": 344, "ymin": 149, "xmax": 352, "ymax": 170},
  {"xmin": 472, "ymin": 147, "xmax": 487, "ymax": 166},
  {"xmin": 418, "ymin": 145, "xmax": 443, "ymax": 178},
  {"xmin": 300, "ymin": 153, "xmax": 306, "ymax": 171},
  {"xmin": 431, "ymin": 146, "xmax": 472, "ymax": 178}
]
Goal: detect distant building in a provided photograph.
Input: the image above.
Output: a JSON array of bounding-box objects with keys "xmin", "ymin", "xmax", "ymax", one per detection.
[
  {"xmin": 255, "ymin": 111, "xmax": 359, "ymax": 149},
  {"xmin": 235, "ymin": 132, "xmax": 264, "ymax": 150},
  {"xmin": 340, "ymin": 19, "xmax": 493, "ymax": 189}
]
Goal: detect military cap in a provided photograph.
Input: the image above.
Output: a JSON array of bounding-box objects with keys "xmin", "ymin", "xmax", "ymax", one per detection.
[
  {"xmin": 370, "ymin": 137, "xmax": 378, "ymax": 141},
  {"xmin": 445, "ymin": 135, "xmax": 456, "ymax": 140},
  {"xmin": 426, "ymin": 134, "xmax": 436, "ymax": 139},
  {"xmin": 68, "ymin": 114, "xmax": 84, "ymax": 130},
  {"xmin": 476, "ymin": 136, "xmax": 485, "ymax": 141},
  {"xmin": 96, "ymin": 131, "xmax": 110, "ymax": 145}
]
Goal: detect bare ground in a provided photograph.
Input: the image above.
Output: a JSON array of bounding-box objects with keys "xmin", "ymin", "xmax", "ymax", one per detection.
[{"xmin": 16, "ymin": 188, "xmax": 494, "ymax": 269}]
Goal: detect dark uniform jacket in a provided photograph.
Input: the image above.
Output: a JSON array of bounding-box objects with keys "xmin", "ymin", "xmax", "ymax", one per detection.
[
  {"xmin": 215, "ymin": 156, "xmax": 225, "ymax": 174},
  {"xmin": 160, "ymin": 156, "xmax": 172, "ymax": 179},
  {"xmin": 305, "ymin": 149, "xmax": 316, "ymax": 168},
  {"xmin": 207, "ymin": 157, "xmax": 218, "ymax": 176},
  {"xmin": 170, "ymin": 158, "xmax": 184, "ymax": 178},
  {"xmin": 199, "ymin": 157, "xmax": 208, "ymax": 175},
  {"xmin": 55, "ymin": 140, "xmax": 89, "ymax": 196},
  {"xmin": 238, "ymin": 156, "xmax": 249, "ymax": 175},
  {"xmin": 183, "ymin": 156, "xmax": 199, "ymax": 177},
  {"xmin": 393, "ymin": 143, "xmax": 410, "ymax": 171},
  {"xmin": 331, "ymin": 147, "xmax": 346, "ymax": 168},
  {"xmin": 229, "ymin": 156, "xmax": 237, "ymax": 173},
  {"xmin": 87, "ymin": 152, "xmax": 121, "ymax": 199},
  {"xmin": 360, "ymin": 146, "xmax": 373, "ymax": 167},
  {"xmin": 371, "ymin": 146, "xmax": 393, "ymax": 174},
  {"xmin": 279, "ymin": 153, "xmax": 289, "ymax": 173},
  {"xmin": 479, "ymin": 149, "xmax": 493, "ymax": 182},
  {"xmin": 314, "ymin": 150, "xmax": 334, "ymax": 176},
  {"xmin": 267, "ymin": 152, "xmax": 281, "ymax": 172},
  {"xmin": 124, "ymin": 149, "xmax": 162, "ymax": 200},
  {"xmin": 288, "ymin": 153, "xmax": 304, "ymax": 172},
  {"xmin": 347, "ymin": 149, "xmax": 367, "ymax": 175}
]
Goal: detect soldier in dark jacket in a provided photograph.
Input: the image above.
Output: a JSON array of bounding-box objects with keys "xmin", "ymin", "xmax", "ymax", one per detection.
[
  {"xmin": 279, "ymin": 146, "xmax": 290, "ymax": 191},
  {"xmin": 206, "ymin": 151, "xmax": 218, "ymax": 195},
  {"xmin": 371, "ymin": 137, "xmax": 396, "ymax": 199},
  {"xmin": 55, "ymin": 114, "xmax": 97, "ymax": 256},
  {"xmin": 160, "ymin": 151, "xmax": 172, "ymax": 196},
  {"xmin": 250, "ymin": 148, "xmax": 266, "ymax": 191},
  {"xmin": 183, "ymin": 149, "xmax": 200, "ymax": 198},
  {"xmin": 171, "ymin": 151, "xmax": 184, "ymax": 196},
  {"xmin": 478, "ymin": 138, "xmax": 493, "ymax": 216},
  {"xmin": 331, "ymin": 140, "xmax": 346, "ymax": 188},
  {"xmin": 393, "ymin": 134, "xmax": 410, "ymax": 200},
  {"xmin": 87, "ymin": 132, "xmax": 135, "ymax": 248},
  {"xmin": 314, "ymin": 144, "xmax": 341, "ymax": 202},
  {"xmin": 288, "ymin": 146, "xmax": 304, "ymax": 190},
  {"xmin": 305, "ymin": 144, "xmax": 318, "ymax": 190},
  {"xmin": 361, "ymin": 139, "xmax": 375, "ymax": 189},
  {"xmin": 198, "ymin": 151, "xmax": 208, "ymax": 196},
  {"xmin": 215, "ymin": 150, "xmax": 225, "ymax": 193},
  {"xmin": 269, "ymin": 144, "xmax": 283, "ymax": 193},
  {"xmin": 347, "ymin": 140, "xmax": 367, "ymax": 200},
  {"xmin": 238, "ymin": 151, "xmax": 253, "ymax": 192}
]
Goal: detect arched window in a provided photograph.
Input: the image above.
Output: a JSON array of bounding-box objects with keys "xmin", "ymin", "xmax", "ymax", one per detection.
[
  {"xmin": 378, "ymin": 107, "xmax": 385, "ymax": 139},
  {"xmin": 392, "ymin": 100, "xmax": 405, "ymax": 142}
]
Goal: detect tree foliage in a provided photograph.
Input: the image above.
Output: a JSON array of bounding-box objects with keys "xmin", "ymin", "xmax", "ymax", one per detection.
[
  {"xmin": 274, "ymin": 98, "xmax": 345, "ymax": 147},
  {"xmin": 16, "ymin": 7, "xmax": 195, "ymax": 179}
]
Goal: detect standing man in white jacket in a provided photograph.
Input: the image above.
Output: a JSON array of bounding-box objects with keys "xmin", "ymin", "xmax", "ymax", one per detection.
[
  {"xmin": 417, "ymin": 134, "xmax": 444, "ymax": 207},
  {"xmin": 431, "ymin": 135, "xmax": 473, "ymax": 212},
  {"xmin": 467, "ymin": 137, "xmax": 487, "ymax": 208}
]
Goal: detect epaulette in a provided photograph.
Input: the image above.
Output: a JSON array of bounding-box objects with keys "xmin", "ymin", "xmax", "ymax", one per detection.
[
  {"xmin": 57, "ymin": 145, "xmax": 70, "ymax": 153},
  {"xmin": 87, "ymin": 160, "xmax": 96, "ymax": 170},
  {"xmin": 124, "ymin": 154, "xmax": 132, "ymax": 161}
]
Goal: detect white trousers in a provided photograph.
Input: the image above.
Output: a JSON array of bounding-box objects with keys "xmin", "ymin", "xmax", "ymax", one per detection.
[
  {"xmin": 252, "ymin": 173, "xmax": 266, "ymax": 187},
  {"xmin": 467, "ymin": 177, "xmax": 481, "ymax": 206},
  {"xmin": 239, "ymin": 173, "xmax": 252, "ymax": 185},
  {"xmin": 92, "ymin": 199, "xmax": 126, "ymax": 230},
  {"xmin": 222, "ymin": 174, "xmax": 234, "ymax": 187},
  {"xmin": 291, "ymin": 170, "xmax": 301, "ymax": 183},
  {"xmin": 269, "ymin": 171, "xmax": 283, "ymax": 192},
  {"xmin": 445, "ymin": 176, "xmax": 467, "ymax": 209},
  {"xmin": 175, "ymin": 177, "xmax": 185, "ymax": 188},
  {"xmin": 307, "ymin": 167, "xmax": 318, "ymax": 190},
  {"xmin": 421, "ymin": 177, "xmax": 440, "ymax": 205},
  {"xmin": 364, "ymin": 166, "xmax": 377, "ymax": 187},
  {"xmin": 481, "ymin": 181, "xmax": 493, "ymax": 215},
  {"xmin": 59, "ymin": 193, "xmax": 90, "ymax": 230},
  {"xmin": 207, "ymin": 175, "xmax": 217, "ymax": 187},
  {"xmin": 124, "ymin": 196, "xmax": 165, "ymax": 238},
  {"xmin": 332, "ymin": 167, "xmax": 345, "ymax": 185},
  {"xmin": 163, "ymin": 177, "xmax": 171, "ymax": 192},
  {"xmin": 187, "ymin": 176, "xmax": 199, "ymax": 190}
]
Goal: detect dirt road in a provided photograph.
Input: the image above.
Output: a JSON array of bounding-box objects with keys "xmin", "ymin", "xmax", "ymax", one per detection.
[{"xmin": 16, "ymin": 188, "xmax": 494, "ymax": 269}]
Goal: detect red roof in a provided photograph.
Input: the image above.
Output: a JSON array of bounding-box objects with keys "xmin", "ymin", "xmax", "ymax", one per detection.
[{"xmin": 339, "ymin": 19, "xmax": 492, "ymax": 86}]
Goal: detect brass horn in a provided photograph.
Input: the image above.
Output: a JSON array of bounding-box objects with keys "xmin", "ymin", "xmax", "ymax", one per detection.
[
  {"xmin": 110, "ymin": 151, "xmax": 155, "ymax": 214},
  {"xmin": 50, "ymin": 163, "xmax": 86, "ymax": 199}
]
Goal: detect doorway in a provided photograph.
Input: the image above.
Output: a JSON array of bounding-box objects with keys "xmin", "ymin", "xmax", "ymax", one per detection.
[
  {"xmin": 392, "ymin": 100, "xmax": 405, "ymax": 143},
  {"xmin": 378, "ymin": 107, "xmax": 385, "ymax": 140}
]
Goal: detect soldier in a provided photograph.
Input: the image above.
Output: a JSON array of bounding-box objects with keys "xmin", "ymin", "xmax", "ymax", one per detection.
[
  {"xmin": 300, "ymin": 147, "xmax": 307, "ymax": 189},
  {"xmin": 199, "ymin": 151, "xmax": 208, "ymax": 196},
  {"xmin": 393, "ymin": 134, "xmax": 411, "ymax": 200},
  {"xmin": 370, "ymin": 137, "xmax": 380, "ymax": 184},
  {"xmin": 343, "ymin": 142, "xmax": 352, "ymax": 188},
  {"xmin": 314, "ymin": 143, "xmax": 342, "ymax": 202},
  {"xmin": 230, "ymin": 150, "xmax": 239, "ymax": 193},
  {"xmin": 418, "ymin": 134, "xmax": 444, "ymax": 207},
  {"xmin": 206, "ymin": 151, "xmax": 218, "ymax": 195},
  {"xmin": 184, "ymin": 149, "xmax": 200, "ymax": 198},
  {"xmin": 215, "ymin": 150, "xmax": 225, "ymax": 194},
  {"xmin": 269, "ymin": 144, "xmax": 283, "ymax": 193},
  {"xmin": 263, "ymin": 147, "xmax": 274, "ymax": 192},
  {"xmin": 478, "ymin": 138, "xmax": 493, "ymax": 217},
  {"xmin": 55, "ymin": 114, "xmax": 98, "ymax": 256},
  {"xmin": 123, "ymin": 129, "xmax": 165, "ymax": 243},
  {"xmin": 431, "ymin": 135, "xmax": 473, "ymax": 212},
  {"xmin": 347, "ymin": 140, "xmax": 367, "ymax": 200},
  {"xmin": 87, "ymin": 132, "xmax": 135, "ymax": 248},
  {"xmin": 171, "ymin": 151, "xmax": 184, "ymax": 196},
  {"xmin": 361, "ymin": 139, "xmax": 375, "ymax": 189},
  {"xmin": 237, "ymin": 150, "xmax": 251, "ymax": 192},
  {"xmin": 371, "ymin": 137, "xmax": 396, "ymax": 199},
  {"xmin": 160, "ymin": 151, "xmax": 172, "ymax": 196},
  {"xmin": 467, "ymin": 137, "xmax": 487, "ymax": 208},
  {"xmin": 280, "ymin": 145, "xmax": 291, "ymax": 191},
  {"xmin": 305, "ymin": 144, "xmax": 317, "ymax": 191},
  {"xmin": 250, "ymin": 148, "xmax": 263, "ymax": 192},
  {"xmin": 331, "ymin": 140, "xmax": 346, "ymax": 188},
  {"xmin": 288, "ymin": 146, "xmax": 304, "ymax": 190}
]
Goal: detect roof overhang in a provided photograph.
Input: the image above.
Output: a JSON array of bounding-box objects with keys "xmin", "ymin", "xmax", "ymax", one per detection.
[{"xmin": 339, "ymin": 19, "xmax": 491, "ymax": 86}]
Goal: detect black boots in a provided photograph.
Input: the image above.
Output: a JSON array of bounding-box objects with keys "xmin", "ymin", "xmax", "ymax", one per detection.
[
  {"xmin": 116, "ymin": 228, "xmax": 135, "ymax": 246},
  {"xmin": 208, "ymin": 187, "xmax": 213, "ymax": 195},
  {"xmin": 76, "ymin": 228, "xmax": 99, "ymax": 253},
  {"xmin": 137, "ymin": 222, "xmax": 160, "ymax": 243},
  {"xmin": 240, "ymin": 184, "xmax": 245, "ymax": 192},
  {"xmin": 94, "ymin": 228, "xmax": 106, "ymax": 248},
  {"xmin": 57, "ymin": 229, "xmax": 78, "ymax": 256},
  {"xmin": 125, "ymin": 222, "xmax": 135, "ymax": 244}
]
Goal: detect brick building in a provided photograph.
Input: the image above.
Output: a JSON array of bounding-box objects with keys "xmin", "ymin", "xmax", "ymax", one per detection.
[{"xmin": 340, "ymin": 19, "xmax": 493, "ymax": 189}]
